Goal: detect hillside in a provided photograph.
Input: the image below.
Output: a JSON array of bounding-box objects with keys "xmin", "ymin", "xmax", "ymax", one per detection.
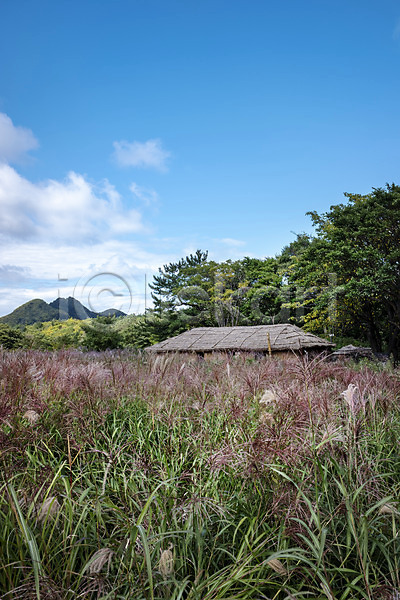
[
  {"xmin": 99, "ymin": 308, "xmax": 126, "ymax": 318},
  {"xmin": 0, "ymin": 299, "xmax": 68, "ymax": 327},
  {"xmin": 49, "ymin": 297, "xmax": 98, "ymax": 320},
  {"xmin": 0, "ymin": 297, "xmax": 126, "ymax": 326}
]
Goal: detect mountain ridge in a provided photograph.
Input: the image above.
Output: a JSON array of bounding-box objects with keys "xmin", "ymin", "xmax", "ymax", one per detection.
[{"xmin": 0, "ymin": 297, "xmax": 126, "ymax": 327}]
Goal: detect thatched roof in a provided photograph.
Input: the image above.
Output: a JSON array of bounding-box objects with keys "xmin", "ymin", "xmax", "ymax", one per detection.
[
  {"xmin": 146, "ymin": 324, "xmax": 334, "ymax": 354},
  {"xmin": 330, "ymin": 344, "xmax": 374, "ymax": 361}
]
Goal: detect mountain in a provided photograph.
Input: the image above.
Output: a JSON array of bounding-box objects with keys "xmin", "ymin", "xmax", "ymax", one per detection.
[
  {"xmin": 0, "ymin": 297, "xmax": 126, "ymax": 326},
  {"xmin": 99, "ymin": 308, "xmax": 126, "ymax": 318},
  {"xmin": 49, "ymin": 297, "xmax": 98, "ymax": 320},
  {"xmin": 0, "ymin": 299, "xmax": 68, "ymax": 327}
]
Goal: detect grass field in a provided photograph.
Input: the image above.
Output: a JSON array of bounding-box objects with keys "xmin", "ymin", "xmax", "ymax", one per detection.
[{"xmin": 1, "ymin": 349, "xmax": 400, "ymax": 599}]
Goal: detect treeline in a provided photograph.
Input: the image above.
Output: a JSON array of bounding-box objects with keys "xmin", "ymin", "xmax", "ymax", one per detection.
[{"xmin": 1, "ymin": 184, "xmax": 400, "ymax": 360}]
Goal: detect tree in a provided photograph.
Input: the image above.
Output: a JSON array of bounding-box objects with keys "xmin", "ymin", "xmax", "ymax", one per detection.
[
  {"xmin": 149, "ymin": 250, "xmax": 233, "ymax": 332},
  {"xmin": 81, "ymin": 317, "xmax": 123, "ymax": 351},
  {"xmin": 293, "ymin": 184, "xmax": 400, "ymax": 361},
  {"xmin": 0, "ymin": 323, "xmax": 24, "ymax": 349},
  {"xmin": 148, "ymin": 250, "xmax": 286, "ymax": 338},
  {"xmin": 121, "ymin": 314, "xmax": 173, "ymax": 349},
  {"xmin": 150, "ymin": 250, "xmax": 210, "ymax": 315},
  {"xmin": 234, "ymin": 257, "xmax": 283, "ymax": 324}
]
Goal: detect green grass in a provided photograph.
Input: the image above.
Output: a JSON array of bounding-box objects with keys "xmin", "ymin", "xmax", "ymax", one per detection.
[{"xmin": 1, "ymin": 350, "xmax": 400, "ymax": 599}]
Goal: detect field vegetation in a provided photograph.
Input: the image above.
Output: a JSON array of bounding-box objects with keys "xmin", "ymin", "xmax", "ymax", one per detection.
[{"xmin": 1, "ymin": 348, "xmax": 400, "ymax": 599}]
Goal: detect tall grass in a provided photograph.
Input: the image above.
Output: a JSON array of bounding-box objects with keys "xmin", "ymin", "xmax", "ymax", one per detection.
[{"xmin": 1, "ymin": 348, "xmax": 400, "ymax": 598}]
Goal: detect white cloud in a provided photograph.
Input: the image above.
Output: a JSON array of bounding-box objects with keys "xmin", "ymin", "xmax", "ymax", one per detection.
[
  {"xmin": 112, "ymin": 138, "xmax": 171, "ymax": 171},
  {"xmin": 0, "ymin": 117, "xmax": 182, "ymax": 317},
  {"xmin": 1, "ymin": 240, "xmax": 169, "ymax": 281},
  {"xmin": 0, "ymin": 264, "xmax": 31, "ymax": 283},
  {"xmin": 0, "ymin": 240, "xmax": 178, "ymax": 316},
  {"xmin": 0, "ymin": 287, "xmax": 49, "ymax": 317},
  {"xmin": 0, "ymin": 164, "xmax": 145, "ymax": 243},
  {"xmin": 0, "ymin": 113, "xmax": 39, "ymax": 164},
  {"xmin": 130, "ymin": 182, "xmax": 159, "ymax": 207}
]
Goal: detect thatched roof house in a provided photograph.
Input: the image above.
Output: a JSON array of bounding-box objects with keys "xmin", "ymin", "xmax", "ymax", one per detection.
[{"xmin": 146, "ymin": 324, "xmax": 334, "ymax": 355}]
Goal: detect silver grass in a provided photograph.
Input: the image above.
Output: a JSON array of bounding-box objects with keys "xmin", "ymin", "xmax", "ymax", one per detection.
[
  {"xmin": 38, "ymin": 496, "xmax": 61, "ymax": 524},
  {"xmin": 23, "ymin": 410, "xmax": 40, "ymax": 424},
  {"xmin": 159, "ymin": 543, "xmax": 174, "ymax": 580},
  {"xmin": 379, "ymin": 502, "xmax": 398, "ymax": 515},
  {"xmin": 86, "ymin": 548, "xmax": 114, "ymax": 575},
  {"xmin": 267, "ymin": 557, "xmax": 287, "ymax": 576},
  {"xmin": 259, "ymin": 389, "xmax": 277, "ymax": 407}
]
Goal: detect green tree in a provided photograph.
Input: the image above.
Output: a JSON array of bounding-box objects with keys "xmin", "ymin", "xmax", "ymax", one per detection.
[
  {"xmin": 151, "ymin": 250, "xmax": 210, "ymax": 314},
  {"xmin": 234, "ymin": 257, "xmax": 283, "ymax": 324},
  {"xmin": 275, "ymin": 233, "xmax": 323, "ymax": 328},
  {"xmin": 149, "ymin": 250, "xmax": 219, "ymax": 333},
  {"xmin": 81, "ymin": 317, "xmax": 123, "ymax": 351},
  {"xmin": 146, "ymin": 250, "xmax": 290, "ymax": 343},
  {"xmin": 121, "ymin": 314, "xmax": 173, "ymax": 348},
  {"xmin": 149, "ymin": 250, "xmax": 284, "ymax": 335},
  {"xmin": 293, "ymin": 184, "xmax": 400, "ymax": 361},
  {"xmin": 277, "ymin": 233, "xmax": 312, "ymax": 281},
  {"xmin": 0, "ymin": 323, "xmax": 24, "ymax": 349}
]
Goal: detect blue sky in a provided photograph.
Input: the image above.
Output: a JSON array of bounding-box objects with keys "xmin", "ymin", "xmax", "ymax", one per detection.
[{"xmin": 1, "ymin": 0, "xmax": 400, "ymax": 316}]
